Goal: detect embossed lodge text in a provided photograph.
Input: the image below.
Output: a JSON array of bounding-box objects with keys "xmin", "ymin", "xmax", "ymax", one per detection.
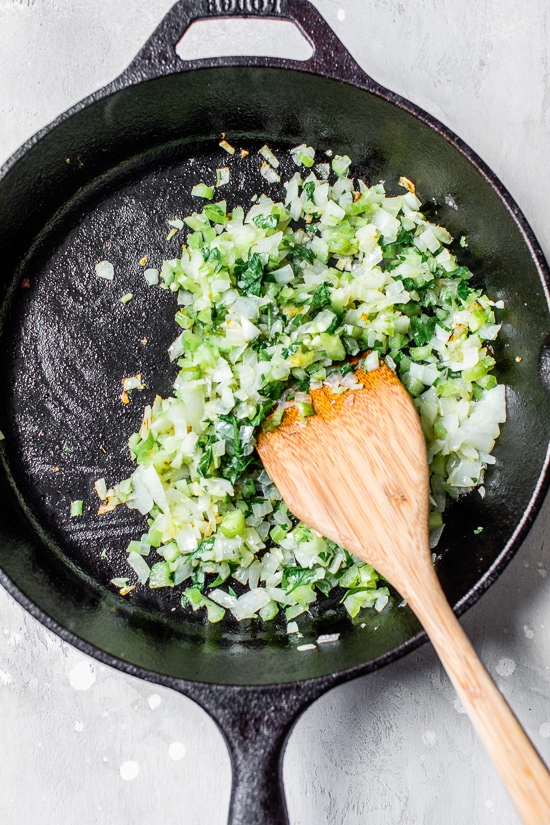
[{"xmin": 207, "ymin": 0, "xmax": 283, "ymax": 14}]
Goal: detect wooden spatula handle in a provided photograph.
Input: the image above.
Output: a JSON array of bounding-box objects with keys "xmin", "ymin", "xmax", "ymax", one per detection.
[{"xmin": 406, "ymin": 559, "xmax": 550, "ymax": 825}]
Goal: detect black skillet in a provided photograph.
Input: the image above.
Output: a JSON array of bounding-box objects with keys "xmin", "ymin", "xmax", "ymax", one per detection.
[{"xmin": 1, "ymin": 1, "xmax": 550, "ymax": 822}]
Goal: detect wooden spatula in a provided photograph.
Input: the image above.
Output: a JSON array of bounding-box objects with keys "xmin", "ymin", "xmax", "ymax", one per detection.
[{"xmin": 257, "ymin": 360, "xmax": 550, "ymax": 824}]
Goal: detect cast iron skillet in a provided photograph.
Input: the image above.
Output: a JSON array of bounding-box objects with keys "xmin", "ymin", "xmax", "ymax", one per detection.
[{"xmin": 1, "ymin": 1, "xmax": 550, "ymax": 822}]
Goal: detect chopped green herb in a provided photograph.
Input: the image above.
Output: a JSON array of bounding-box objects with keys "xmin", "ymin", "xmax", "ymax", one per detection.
[
  {"xmin": 234, "ymin": 253, "xmax": 267, "ymax": 296},
  {"xmin": 309, "ymin": 282, "xmax": 331, "ymax": 311},
  {"xmin": 409, "ymin": 315, "xmax": 437, "ymax": 347},
  {"xmin": 253, "ymin": 213, "xmax": 278, "ymax": 230},
  {"xmin": 303, "ymin": 180, "xmax": 316, "ymax": 201}
]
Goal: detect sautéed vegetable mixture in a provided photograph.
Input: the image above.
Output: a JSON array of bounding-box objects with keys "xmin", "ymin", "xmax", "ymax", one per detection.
[{"xmin": 95, "ymin": 145, "xmax": 505, "ymax": 625}]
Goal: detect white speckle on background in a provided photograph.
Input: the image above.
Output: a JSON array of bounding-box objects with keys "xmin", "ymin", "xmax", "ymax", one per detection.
[
  {"xmin": 453, "ymin": 697, "xmax": 467, "ymax": 714},
  {"xmin": 168, "ymin": 742, "xmax": 186, "ymax": 761},
  {"xmin": 496, "ymin": 658, "xmax": 516, "ymax": 677},
  {"xmin": 69, "ymin": 660, "xmax": 96, "ymax": 690},
  {"xmin": 337, "ymin": 8, "xmax": 346, "ymax": 21},
  {"xmin": 74, "ymin": 721, "xmax": 84, "ymax": 733},
  {"xmin": 539, "ymin": 568, "xmax": 548, "ymax": 578},
  {"xmin": 148, "ymin": 693, "xmax": 162, "ymax": 710},
  {"xmin": 485, "ymin": 799, "xmax": 494, "ymax": 810},
  {"xmin": 524, "ymin": 624, "xmax": 535, "ymax": 639},
  {"xmin": 0, "ymin": 669, "xmax": 13, "ymax": 685},
  {"xmin": 120, "ymin": 761, "xmax": 139, "ymax": 781},
  {"xmin": 422, "ymin": 730, "xmax": 437, "ymax": 747},
  {"xmin": 540, "ymin": 723, "xmax": 550, "ymax": 739}
]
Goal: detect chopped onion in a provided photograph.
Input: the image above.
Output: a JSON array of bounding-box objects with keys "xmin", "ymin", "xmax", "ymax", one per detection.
[
  {"xmin": 260, "ymin": 163, "xmax": 280, "ymax": 184},
  {"xmin": 94, "ymin": 478, "xmax": 107, "ymax": 500},
  {"xmin": 317, "ymin": 633, "xmax": 340, "ymax": 644},
  {"xmin": 258, "ymin": 144, "xmax": 279, "ymax": 169},
  {"xmin": 232, "ymin": 588, "xmax": 271, "ymax": 620},
  {"xmin": 216, "ymin": 167, "xmax": 230, "ymax": 187},
  {"xmin": 127, "ymin": 551, "xmax": 150, "ymax": 584},
  {"xmin": 219, "ymin": 139, "xmax": 235, "ymax": 154},
  {"xmin": 95, "ymin": 261, "xmax": 114, "ymax": 280},
  {"xmin": 144, "ymin": 268, "xmax": 159, "ymax": 285}
]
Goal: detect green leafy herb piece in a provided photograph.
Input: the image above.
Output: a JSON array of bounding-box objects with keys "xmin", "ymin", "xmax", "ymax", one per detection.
[
  {"xmin": 326, "ymin": 312, "xmax": 344, "ymax": 335},
  {"xmin": 281, "ymin": 566, "xmax": 319, "ymax": 591},
  {"xmin": 303, "ymin": 180, "xmax": 316, "ymax": 201},
  {"xmin": 410, "ymin": 315, "xmax": 438, "ymax": 347},
  {"xmin": 197, "ymin": 434, "xmax": 215, "ymax": 477},
  {"xmin": 202, "ymin": 246, "xmax": 224, "ymax": 272},
  {"xmin": 292, "ymin": 245, "xmax": 315, "ymax": 264},
  {"xmin": 309, "ymin": 281, "xmax": 331, "ymax": 311},
  {"xmin": 283, "ymin": 238, "xmax": 315, "ymax": 265},
  {"xmin": 253, "ymin": 213, "xmax": 278, "ymax": 230},
  {"xmin": 457, "ymin": 280, "xmax": 473, "ymax": 300},
  {"xmin": 396, "ymin": 227, "xmax": 416, "ymax": 246},
  {"xmin": 234, "ymin": 253, "xmax": 267, "ymax": 296}
]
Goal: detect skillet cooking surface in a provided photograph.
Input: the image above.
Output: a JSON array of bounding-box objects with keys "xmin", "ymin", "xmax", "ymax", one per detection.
[{"xmin": 0, "ymin": 66, "xmax": 549, "ymax": 686}]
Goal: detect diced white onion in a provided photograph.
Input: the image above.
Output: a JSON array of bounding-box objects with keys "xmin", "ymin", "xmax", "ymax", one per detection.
[{"xmin": 95, "ymin": 261, "xmax": 114, "ymax": 280}]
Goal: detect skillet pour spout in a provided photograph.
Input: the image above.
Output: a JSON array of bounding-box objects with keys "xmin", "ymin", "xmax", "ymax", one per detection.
[{"xmin": 0, "ymin": 1, "xmax": 549, "ymax": 823}]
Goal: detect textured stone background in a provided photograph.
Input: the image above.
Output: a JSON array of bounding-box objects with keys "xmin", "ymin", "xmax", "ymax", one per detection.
[{"xmin": 1, "ymin": 1, "xmax": 549, "ymax": 823}]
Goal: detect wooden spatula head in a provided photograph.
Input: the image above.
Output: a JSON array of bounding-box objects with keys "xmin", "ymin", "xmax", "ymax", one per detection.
[{"xmin": 257, "ymin": 362, "xmax": 430, "ymax": 586}]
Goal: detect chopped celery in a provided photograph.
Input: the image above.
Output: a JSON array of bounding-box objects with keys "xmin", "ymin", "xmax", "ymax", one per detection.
[
  {"xmin": 332, "ymin": 154, "xmax": 352, "ymax": 178},
  {"xmin": 149, "ymin": 561, "xmax": 173, "ymax": 588},
  {"xmin": 191, "ymin": 183, "xmax": 214, "ymax": 199},
  {"xmin": 70, "ymin": 500, "xmax": 83, "ymax": 517},
  {"xmin": 220, "ymin": 509, "xmax": 245, "ymax": 538}
]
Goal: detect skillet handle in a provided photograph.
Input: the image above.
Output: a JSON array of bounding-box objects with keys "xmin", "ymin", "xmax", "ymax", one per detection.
[
  {"xmin": 175, "ymin": 680, "xmax": 327, "ymax": 825},
  {"xmin": 119, "ymin": 0, "xmax": 377, "ymax": 91}
]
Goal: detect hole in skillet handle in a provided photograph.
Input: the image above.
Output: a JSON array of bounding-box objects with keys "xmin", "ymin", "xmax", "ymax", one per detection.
[
  {"xmin": 120, "ymin": 0, "xmax": 378, "ymax": 91},
  {"xmin": 175, "ymin": 17, "xmax": 313, "ymax": 62}
]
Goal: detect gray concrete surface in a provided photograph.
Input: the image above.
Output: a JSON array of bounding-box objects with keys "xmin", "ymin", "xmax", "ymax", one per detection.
[{"xmin": 1, "ymin": 1, "xmax": 550, "ymax": 822}]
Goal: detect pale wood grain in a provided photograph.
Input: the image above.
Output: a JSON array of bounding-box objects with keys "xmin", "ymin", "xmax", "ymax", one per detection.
[{"xmin": 258, "ymin": 362, "xmax": 550, "ymax": 825}]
